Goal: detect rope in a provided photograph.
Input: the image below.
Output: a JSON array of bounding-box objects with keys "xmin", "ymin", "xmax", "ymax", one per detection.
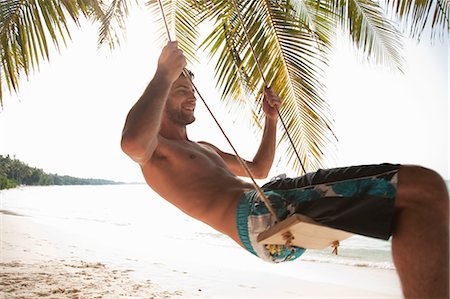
[
  {"xmin": 229, "ymin": 1, "xmax": 344, "ymax": 254},
  {"xmin": 156, "ymin": 0, "xmax": 343, "ymax": 255},
  {"xmin": 190, "ymin": 83, "xmax": 280, "ymax": 221},
  {"xmin": 229, "ymin": 0, "xmax": 306, "ymax": 175},
  {"xmin": 156, "ymin": 0, "xmax": 279, "ymax": 222}
]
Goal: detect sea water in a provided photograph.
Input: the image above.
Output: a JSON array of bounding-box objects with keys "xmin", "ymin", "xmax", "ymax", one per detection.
[{"xmin": 1, "ymin": 182, "xmax": 449, "ymax": 271}]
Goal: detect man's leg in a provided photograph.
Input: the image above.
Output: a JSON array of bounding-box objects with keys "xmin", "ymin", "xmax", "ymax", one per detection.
[{"xmin": 392, "ymin": 165, "xmax": 449, "ymax": 298}]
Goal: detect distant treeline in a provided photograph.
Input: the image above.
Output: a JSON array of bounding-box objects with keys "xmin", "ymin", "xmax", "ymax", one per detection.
[{"xmin": 0, "ymin": 155, "xmax": 122, "ymax": 190}]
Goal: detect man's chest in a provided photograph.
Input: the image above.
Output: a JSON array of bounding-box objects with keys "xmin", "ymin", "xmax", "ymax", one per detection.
[{"xmin": 154, "ymin": 139, "xmax": 227, "ymax": 169}]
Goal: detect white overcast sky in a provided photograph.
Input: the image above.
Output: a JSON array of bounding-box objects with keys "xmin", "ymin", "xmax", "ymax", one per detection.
[{"xmin": 0, "ymin": 8, "xmax": 448, "ymax": 182}]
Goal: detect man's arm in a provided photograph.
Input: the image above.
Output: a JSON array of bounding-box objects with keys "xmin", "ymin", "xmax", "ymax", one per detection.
[
  {"xmin": 201, "ymin": 87, "xmax": 280, "ymax": 179},
  {"xmin": 121, "ymin": 42, "xmax": 186, "ymax": 164}
]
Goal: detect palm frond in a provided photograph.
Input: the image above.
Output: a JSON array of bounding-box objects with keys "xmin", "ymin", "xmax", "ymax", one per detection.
[
  {"xmin": 290, "ymin": 0, "xmax": 337, "ymax": 47},
  {"xmin": 0, "ymin": 0, "xmax": 129, "ymax": 106},
  {"xmin": 146, "ymin": 0, "xmax": 201, "ymax": 64},
  {"xmin": 93, "ymin": 0, "xmax": 130, "ymax": 48},
  {"xmin": 200, "ymin": 1, "xmax": 256, "ymax": 108},
  {"xmin": 199, "ymin": 0, "xmax": 336, "ymax": 173},
  {"xmin": 333, "ymin": 0, "xmax": 405, "ymax": 71},
  {"xmin": 384, "ymin": 0, "xmax": 449, "ymax": 40}
]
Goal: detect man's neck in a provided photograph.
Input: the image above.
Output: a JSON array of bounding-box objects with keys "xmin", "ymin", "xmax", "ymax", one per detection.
[{"xmin": 159, "ymin": 122, "xmax": 188, "ymax": 140}]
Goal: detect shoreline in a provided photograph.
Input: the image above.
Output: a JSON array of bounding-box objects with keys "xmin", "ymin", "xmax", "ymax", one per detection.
[{"xmin": 1, "ymin": 210, "xmax": 402, "ymax": 298}]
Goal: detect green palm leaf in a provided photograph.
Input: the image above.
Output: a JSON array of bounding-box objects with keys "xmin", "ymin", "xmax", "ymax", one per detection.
[
  {"xmin": 198, "ymin": 0, "xmax": 336, "ymax": 173},
  {"xmin": 332, "ymin": 0, "xmax": 405, "ymax": 71},
  {"xmin": 292, "ymin": 0, "xmax": 337, "ymax": 47},
  {"xmin": 200, "ymin": 0, "xmax": 256, "ymax": 107},
  {"xmin": 146, "ymin": 0, "xmax": 201, "ymax": 64},
  {"xmin": 94, "ymin": 0, "xmax": 130, "ymax": 48},
  {"xmin": 0, "ymin": 0, "xmax": 129, "ymax": 105},
  {"xmin": 385, "ymin": 0, "xmax": 449, "ymax": 40}
]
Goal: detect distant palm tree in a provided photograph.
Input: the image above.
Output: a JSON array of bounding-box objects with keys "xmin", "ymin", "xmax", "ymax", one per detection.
[{"xmin": 1, "ymin": 0, "xmax": 448, "ymax": 172}]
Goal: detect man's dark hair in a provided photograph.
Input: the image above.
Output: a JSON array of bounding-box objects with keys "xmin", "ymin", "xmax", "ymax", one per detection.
[{"xmin": 183, "ymin": 69, "xmax": 194, "ymax": 80}]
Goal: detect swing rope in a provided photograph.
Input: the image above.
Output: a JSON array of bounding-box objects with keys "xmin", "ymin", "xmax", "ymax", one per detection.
[
  {"xmin": 155, "ymin": 0, "xmax": 346, "ymax": 254},
  {"xmin": 229, "ymin": 3, "xmax": 340, "ymax": 257},
  {"xmin": 229, "ymin": 0, "xmax": 306, "ymax": 175},
  {"xmin": 156, "ymin": 0, "xmax": 280, "ymax": 222}
]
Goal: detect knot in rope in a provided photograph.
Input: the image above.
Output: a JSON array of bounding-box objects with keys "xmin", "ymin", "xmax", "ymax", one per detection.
[
  {"xmin": 331, "ymin": 240, "xmax": 340, "ymax": 255},
  {"xmin": 282, "ymin": 231, "xmax": 294, "ymax": 249}
]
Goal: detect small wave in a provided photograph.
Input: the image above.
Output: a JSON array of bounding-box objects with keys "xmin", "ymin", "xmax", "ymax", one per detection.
[
  {"xmin": 111, "ymin": 222, "xmax": 131, "ymax": 227},
  {"xmin": 194, "ymin": 232, "xmax": 225, "ymax": 239},
  {"xmin": 73, "ymin": 216, "xmax": 107, "ymax": 223},
  {"xmin": 0, "ymin": 209, "xmax": 27, "ymax": 217},
  {"xmin": 6, "ymin": 211, "xmax": 131, "ymax": 227},
  {"xmin": 300, "ymin": 256, "xmax": 395, "ymax": 270},
  {"xmin": 70, "ymin": 216, "xmax": 131, "ymax": 227}
]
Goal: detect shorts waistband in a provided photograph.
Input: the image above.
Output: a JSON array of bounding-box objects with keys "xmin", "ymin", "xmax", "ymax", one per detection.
[{"xmin": 236, "ymin": 192, "xmax": 257, "ymax": 257}]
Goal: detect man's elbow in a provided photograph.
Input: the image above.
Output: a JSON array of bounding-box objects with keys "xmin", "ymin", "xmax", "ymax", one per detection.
[
  {"xmin": 121, "ymin": 134, "xmax": 135, "ymax": 155},
  {"xmin": 121, "ymin": 134, "xmax": 139, "ymax": 157},
  {"xmin": 121, "ymin": 133, "xmax": 153, "ymax": 163},
  {"xmin": 252, "ymin": 167, "xmax": 270, "ymax": 179}
]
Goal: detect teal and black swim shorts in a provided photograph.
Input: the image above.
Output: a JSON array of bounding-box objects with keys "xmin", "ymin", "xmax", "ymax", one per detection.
[{"xmin": 236, "ymin": 163, "xmax": 400, "ymax": 263}]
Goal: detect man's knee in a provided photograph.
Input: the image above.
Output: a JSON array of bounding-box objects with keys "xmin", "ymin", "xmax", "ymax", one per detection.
[{"xmin": 396, "ymin": 165, "xmax": 449, "ymax": 209}]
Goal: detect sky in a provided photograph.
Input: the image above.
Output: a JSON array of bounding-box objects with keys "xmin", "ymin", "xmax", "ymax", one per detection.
[{"xmin": 0, "ymin": 8, "xmax": 448, "ymax": 183}]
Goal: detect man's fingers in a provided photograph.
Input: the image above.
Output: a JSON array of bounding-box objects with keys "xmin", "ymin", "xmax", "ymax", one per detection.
[
  {"xmin": 264, "ymin": 88, "xmax": 281, "ymax": 108},
  {"xmin": 269, "ymin": 99, "xmax": 281, "ymax": 110},
  {"xmin": 162, "ymin": 42, "xmax": 185, "ymax": 62},
  {"xmin": 167, "ymin": 41, "xmax": 178, "ymax": 47},
  {"xmin": 158, "ymin": 40, "xmax": 186, "ymax": 83},
  {"xmin": 271, "ymin": 98, "xmax": 281, "ymax": 107},
  {"xmin": 165, "ymin": 42, "xmax": 181, "ymax": 53}
]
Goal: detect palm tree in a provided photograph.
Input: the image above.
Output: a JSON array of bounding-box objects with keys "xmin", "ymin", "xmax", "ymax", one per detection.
[{"xmin": 1, "ymin": 0, "xmax": 448, "ymax": 173}]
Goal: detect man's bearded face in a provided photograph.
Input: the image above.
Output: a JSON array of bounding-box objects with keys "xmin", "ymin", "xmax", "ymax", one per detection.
[{"xmin": 166, "ymin": 75, "xmax": 196, "ymax": 126}]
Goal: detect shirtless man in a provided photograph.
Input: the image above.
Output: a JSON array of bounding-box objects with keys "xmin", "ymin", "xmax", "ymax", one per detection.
[{"xmin": 121, "ymin": 41, "xmax": 449, "ymax": 298}]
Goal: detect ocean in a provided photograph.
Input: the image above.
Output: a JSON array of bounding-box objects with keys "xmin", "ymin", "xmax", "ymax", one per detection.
[{"xmin": 1, "ymin": 182, "xmax": 449, "ymax": 273}]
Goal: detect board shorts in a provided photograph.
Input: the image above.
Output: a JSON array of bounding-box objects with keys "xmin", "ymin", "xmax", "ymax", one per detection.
[{"xmin": 236, "ymin": 163, "xmax": 400, "ymax": 263}]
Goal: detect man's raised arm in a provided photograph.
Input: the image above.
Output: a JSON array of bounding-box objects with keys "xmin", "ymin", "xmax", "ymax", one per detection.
[
  {"xmin": 201, "ymin": 87, "xmax": 281, "ymax": 179},
  {"xmin": 121, "ymin": 42, "xmax": 186, "ymax": 164}
]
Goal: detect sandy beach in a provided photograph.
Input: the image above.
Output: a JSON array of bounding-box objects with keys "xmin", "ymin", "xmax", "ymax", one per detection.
[
  {"xmin": 0, "ymin": 185, "xmax": 404, "ymax": 298},
  {"xmin": 1, "ymin": 209, "xmax": 402, "ymax": 298},
  {"xmin": 1, "ymin": 211, "xmax": 183, "ymax": 299}
]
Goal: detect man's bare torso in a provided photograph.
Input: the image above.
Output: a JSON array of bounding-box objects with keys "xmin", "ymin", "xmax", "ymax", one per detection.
[
  {"xmin": 141, "ymin": 135, "xmax": 253, "ymax": 245},
  {"xmin": 121, "ymin": 43, "xmax": 280, "ymax": 249}
]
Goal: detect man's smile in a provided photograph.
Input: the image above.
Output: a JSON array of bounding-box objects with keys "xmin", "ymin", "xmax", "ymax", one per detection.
[{"xmin": 182, "ymin": 102, "xmax": 196, "ymax": 112}]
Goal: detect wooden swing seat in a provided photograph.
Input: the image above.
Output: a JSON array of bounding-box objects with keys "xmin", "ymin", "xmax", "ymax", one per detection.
[{"xmin": 257, "ymin": 214, "xmax": 353, "ymax": 249}]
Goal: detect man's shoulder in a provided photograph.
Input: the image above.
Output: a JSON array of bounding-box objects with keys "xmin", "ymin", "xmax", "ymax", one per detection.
[{"xmin": 197, "ymin": 141, "xmax": 220, "ymax": 152}]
